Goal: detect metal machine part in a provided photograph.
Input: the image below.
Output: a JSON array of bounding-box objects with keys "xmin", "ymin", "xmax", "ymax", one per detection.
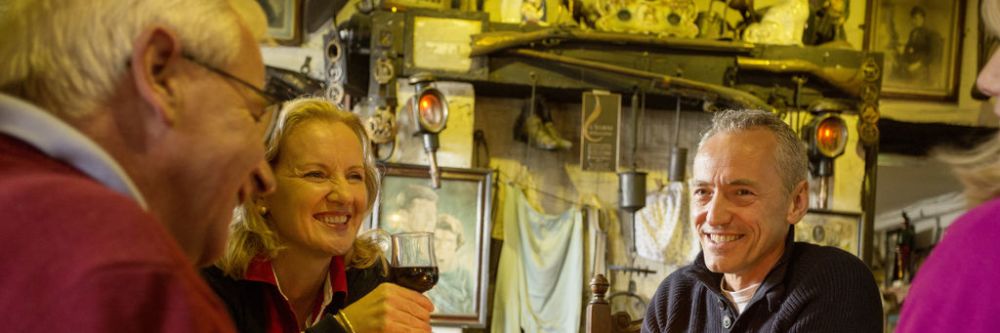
[
  {"xmin": 374, "ymin": 57, "xmax": 395, "ymax": 84},
  {"xmin": 618, "ymin": 171, "xmax": 648, "ymax": 213},
  {"xmin": 367, "ymin": 108, "xmax": 399, "ymax": 144}
]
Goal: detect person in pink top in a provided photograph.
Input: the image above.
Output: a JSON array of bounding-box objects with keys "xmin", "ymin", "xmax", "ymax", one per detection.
[
  {"xmin": 896, "ymin": 0, "xmax": 1000, "ymax": 331},
  {"xmin": 0, "ymin": 0, "xmax": 276, "ymax": 331}
]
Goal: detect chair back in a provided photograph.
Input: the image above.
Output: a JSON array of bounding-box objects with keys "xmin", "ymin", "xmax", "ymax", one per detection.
[{"xmin": 586, "ymin": 274, "xmax": 643, "ymax": 333}]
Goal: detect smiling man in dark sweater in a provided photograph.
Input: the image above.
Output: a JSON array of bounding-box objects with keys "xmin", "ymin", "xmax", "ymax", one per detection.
[{"xmin": 642, "ymin": 110, "xmax": 882, "ymax": 333}]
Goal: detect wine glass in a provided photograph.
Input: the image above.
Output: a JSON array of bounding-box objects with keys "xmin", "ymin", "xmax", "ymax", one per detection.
[{"xmin": 390, "ymin": 232, "xmax": 439, "ymax": 293}]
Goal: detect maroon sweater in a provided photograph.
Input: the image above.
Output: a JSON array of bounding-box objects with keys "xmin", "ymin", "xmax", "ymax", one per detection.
[{"xmin": 0, "ymin": 134, "xmax": 236, "ymax": 332}]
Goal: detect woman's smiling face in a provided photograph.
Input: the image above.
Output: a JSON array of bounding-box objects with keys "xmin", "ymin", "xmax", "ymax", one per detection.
[{"xmin": 264, "ymin": 120, "xmax": 369, "ymax": 258}]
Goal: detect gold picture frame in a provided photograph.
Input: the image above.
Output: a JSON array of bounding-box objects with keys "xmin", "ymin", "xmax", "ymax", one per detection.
[
  {"xmin": 258, "ymin": 0, "xmax": 302, "ymax": 46},
  {"xmin": 370, "ymin": 163, "xmax": 493, "ymax": 327},
  {"xmin": 864, "ymin": 0, "xmax": 965, "ymax": 101},
  {"xmin": 796, "ymin": 209, "xmax": 863, "ymax": 257}
]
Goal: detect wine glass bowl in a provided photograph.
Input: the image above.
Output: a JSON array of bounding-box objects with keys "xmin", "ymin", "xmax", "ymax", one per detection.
[{"xmin": 390, "ymin": 232, "xmax": 439, "ymax": 293}]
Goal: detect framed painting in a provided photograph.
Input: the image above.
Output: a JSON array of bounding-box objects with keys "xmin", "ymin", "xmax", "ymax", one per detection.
[
  {"xmin": 370, "ymin": 163, "xmax": 493, "ymax": 327},
  {"xmin": 864, "ymin": 0, "xmax": 965, "ymax": 100},
  {"xmin": 257, "ymin": 0, "xmax": 302, "ymax": 45},
  {"xmin": 795, "ymin": 209, "xmax": 863, "ymax": 257},
  {"xmin": 974, "ymin": 0, "xmax": 999, "ymax": 100}
]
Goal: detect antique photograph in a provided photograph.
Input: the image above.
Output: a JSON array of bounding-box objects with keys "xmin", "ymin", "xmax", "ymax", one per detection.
[
  {"xmin": 795, "ymin": 209, "xmax": 863, "ymax": 256},
  {"xmin": 371, "ymin": 163, "xmax": 493, "ymax": 326},
  {"xmin": 256, "ymin": 0, "xmax": 301, "ymax": 45},
  {"xmin": 865, "ymin": 0, "xmax": 965, "ymax": 100},
  {"xmin": 975, "ymin": 0, "xmax": 1000, "ymax": 99}
]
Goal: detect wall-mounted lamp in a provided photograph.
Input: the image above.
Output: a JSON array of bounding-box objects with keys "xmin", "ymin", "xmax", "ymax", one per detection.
[
  {"xmin": 802, "ymin": 100, "xmax": 850, "ymax": 209},
  {"xmin": 406, "ymin": 73, "xmax": 449, "ymax": 188}
]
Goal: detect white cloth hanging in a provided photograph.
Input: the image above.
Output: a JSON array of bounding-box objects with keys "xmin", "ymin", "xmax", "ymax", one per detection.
[
  {"xmin": 491, "ymin": 183, "xmax": 583, "ymax": 333},
  {"xmin": 585, "ymin": 205, "xmax": 609, "ymax": 280},
  {"xmin": 634, "ymin": 181, "xmax": 698, "ymax": 265}
]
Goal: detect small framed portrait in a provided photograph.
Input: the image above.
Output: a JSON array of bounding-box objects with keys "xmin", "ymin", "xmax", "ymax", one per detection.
[
  {"xmin": 864, "ymin": 0, "xmax": 966, "ymax": 100},
  {"xmin": 370, "ymin": 163, "xmax": 493, "ymax": 327},
  {"xmin": 257, "ymin": 0, "xmax": 302, "ymax": 45},
  {"xmin": 796, "ymin": 209, "xmax": 863, "ymax": 256},
  {"xmin": 974, "ymin": 0, "xmax": 1000, "ymax": 99}
]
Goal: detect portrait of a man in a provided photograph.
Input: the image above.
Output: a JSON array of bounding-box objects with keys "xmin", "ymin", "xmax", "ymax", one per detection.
[
  {"xmin": 426, "ymin": 214, "xmax": 475, "ymax": 314},
  {"xmin": 868, "ymin": 0, "xmax": 962, "ymax": 99},
  {"xmin": 892, "ymin": 6, "xmax": 943, "ymax": 82},
  {"xmin": 373, "ymin": 167, "xmax": 489, "ymax": 320},
  {"xmin": 385, "ymin": 184, "xmax": 439, "ymax": 233}
]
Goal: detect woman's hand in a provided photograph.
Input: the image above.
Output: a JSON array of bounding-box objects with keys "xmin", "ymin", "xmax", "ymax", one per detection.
[{"xmin": 341, "ymin": 283, "xmax": 435, "ymax": 332}]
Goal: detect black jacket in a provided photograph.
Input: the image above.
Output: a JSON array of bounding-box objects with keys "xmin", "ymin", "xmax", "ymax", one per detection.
[
  {"xmin": 202, "ymin": 263, "xmax": 387, "ymax": 333},
  {"xmin": 642, "ymin": 233, "xmax": 883, "ymax": 333}
]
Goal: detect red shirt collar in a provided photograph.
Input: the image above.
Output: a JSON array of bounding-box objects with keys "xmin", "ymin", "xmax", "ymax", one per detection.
[
  {"xmin": 245, "ymin": 255, "xmax": 349, "ymax": 295},
  {"xmin": 244, "ymin": 255, "xmax": 349, "ymax": 333}
]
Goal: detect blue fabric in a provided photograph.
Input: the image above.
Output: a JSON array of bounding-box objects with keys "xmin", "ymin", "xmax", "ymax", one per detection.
[{"xmin": 492, "ymin": 184, "xmax": 583, "ymax": 333}]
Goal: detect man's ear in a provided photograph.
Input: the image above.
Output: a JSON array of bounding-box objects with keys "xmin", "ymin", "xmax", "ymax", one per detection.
[
  {"xmin": 130, "ymin": 26, "xmax": 183, "ymax": 127},
  {"xmin": 786, "ymin": 180, "xmax": 809, "ymax": 225}
]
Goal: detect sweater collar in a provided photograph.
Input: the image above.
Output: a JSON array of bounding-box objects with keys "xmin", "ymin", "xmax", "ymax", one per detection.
[
  {"xmin": 688, "ymin": 227, "xmax": 795, "ymax": 311},
  {"xmin": 0, "ymin": 94, "xmax": 147, "ymax": 209}
]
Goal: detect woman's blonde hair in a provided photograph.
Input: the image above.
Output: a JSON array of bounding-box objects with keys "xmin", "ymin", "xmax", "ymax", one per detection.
[
  {"xmin": 937, "ymin": 136, "xmax": 1000, "ymax": 206},
  {"xmin": 216, "ymin": 97, "xmax": 386, "ymax": 278}
]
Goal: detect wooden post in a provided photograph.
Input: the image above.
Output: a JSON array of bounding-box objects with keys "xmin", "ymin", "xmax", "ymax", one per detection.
[{"xmin": 586, "ymin": 274, "xmax": 612, "ymax": 333}]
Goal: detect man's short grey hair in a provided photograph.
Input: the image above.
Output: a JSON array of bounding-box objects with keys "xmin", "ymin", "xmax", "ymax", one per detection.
[
  {"xmin": 698, "ymin": 109, "xmax": 808, "ymax": 192},
  {"xmin": 0, "ymin": 0, "xmax": 266, "ymax": 119}
]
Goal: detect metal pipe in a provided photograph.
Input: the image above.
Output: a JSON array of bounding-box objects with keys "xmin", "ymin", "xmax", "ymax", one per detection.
[
  {"xmin": 818, "ymin": 176, "xmax": 829, "ymax": 210},
  {"xmin": 422, "ymin": 133, "xmax": 442, "ymax": 188},
  {"xmin": 861, "ymin": 142, "xmax": 879, "ymax": 266},
  {"xmin": 510, "ymin": 49, "xmax": 775, "ymax": 112},
  {"xmin": 630, "ymin": 90, "xmax": 639, "ymax": 169},
  {"xmin": 471, "ymin": 27, "xmax": 755, "ymax": 57},
  {"xmin": 736, "ymin": 57, "xmax": 863, "ymax": 98}
]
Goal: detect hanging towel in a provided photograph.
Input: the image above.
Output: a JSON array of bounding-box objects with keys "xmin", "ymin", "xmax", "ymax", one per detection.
[
  {"xmin": 634, "ymin": 181, "xmax": 698, "ymax": 265},
  {"xmin": 492, "ymin": 183, "xmax": 583, "ymax": 333}
]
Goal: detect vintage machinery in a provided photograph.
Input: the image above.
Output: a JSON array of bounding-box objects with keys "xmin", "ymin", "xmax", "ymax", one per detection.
[{"xmin": 339, "ymin": 8, "xmax": 883, "ymax": 264}]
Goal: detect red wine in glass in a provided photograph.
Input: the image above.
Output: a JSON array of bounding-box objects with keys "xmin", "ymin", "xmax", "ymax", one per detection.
[
  {"xmin": 390, "ymin": 232, "xmax": 438, "ymax": 292},
  {"xmin": 390, "ymin": 266, "xmax": 439, "ymax": 293}
]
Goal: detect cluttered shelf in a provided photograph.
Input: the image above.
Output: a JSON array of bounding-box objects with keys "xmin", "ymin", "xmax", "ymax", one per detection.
[{"xmin": 345, "ymin": 8, "xmax": 882, "ymax": 112}]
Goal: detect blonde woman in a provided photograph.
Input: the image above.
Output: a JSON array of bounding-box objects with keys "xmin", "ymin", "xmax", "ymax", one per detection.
[
  {"xmin": 203, "ymin": 97, "xmax": 433, "ymax": 332},
  {"xmin": 896, "ymin": 0, "xmax": 1000, "ymax": 331}
]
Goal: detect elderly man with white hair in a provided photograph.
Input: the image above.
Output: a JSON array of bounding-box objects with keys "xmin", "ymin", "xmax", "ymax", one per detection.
[{"xmin": 0, "ymin": 0, "xmax": 277, "ymax": 331}]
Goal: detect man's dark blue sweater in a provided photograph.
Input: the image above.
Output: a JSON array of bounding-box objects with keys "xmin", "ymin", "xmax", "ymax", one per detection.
[{"xmin": 642, "ymin": 233, "xmax": 883, "ymax": 333}]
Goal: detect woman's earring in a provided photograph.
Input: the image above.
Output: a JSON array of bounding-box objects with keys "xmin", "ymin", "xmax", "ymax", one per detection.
[{"xmin": 258, "ymin": 205, "xmax": 269, "ymax": 217}]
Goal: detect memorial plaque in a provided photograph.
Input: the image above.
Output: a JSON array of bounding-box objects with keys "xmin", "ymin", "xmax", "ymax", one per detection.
[{"xmin": 580, "ymin": 92, "xmax": 621, "ymax": 172}]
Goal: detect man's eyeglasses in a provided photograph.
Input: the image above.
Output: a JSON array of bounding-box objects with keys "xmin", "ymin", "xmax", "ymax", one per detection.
[{"xmin": 180, "ymin": 54, "xmax": 283, "ymax": 123}]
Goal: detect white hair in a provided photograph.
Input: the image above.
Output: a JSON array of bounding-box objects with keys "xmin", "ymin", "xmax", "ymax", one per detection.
[{"xmin": 0, "ymin": 0, "xmax": 267, "ymax": 119}]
